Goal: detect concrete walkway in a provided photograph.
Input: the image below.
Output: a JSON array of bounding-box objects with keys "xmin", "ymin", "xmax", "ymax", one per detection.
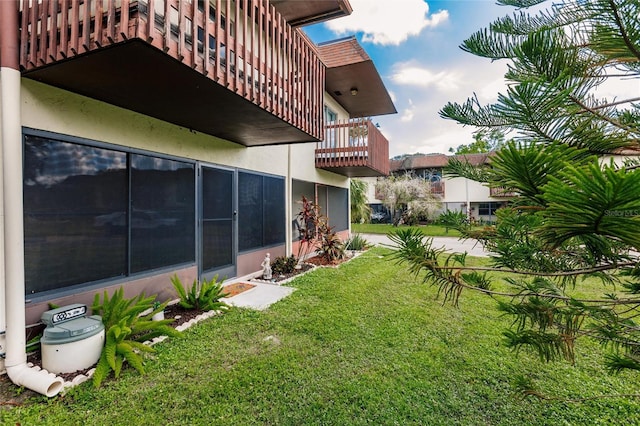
[
  {"xmin": 360, "ymin": 233, "xmax": 491, "ymax": 257},
  {"xmin": 222, "ymin": 282, "xmax": 295, "ymax": 311}
]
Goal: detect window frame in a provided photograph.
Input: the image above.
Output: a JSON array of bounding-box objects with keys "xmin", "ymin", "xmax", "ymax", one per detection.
[
  {"xmin": 237, "ymin": 169, "xmax": 286, "ymax": 253},
  {"xmin": 478, "ymin": 202, "xmax": 499, "ymax": 216},
  {"xmin": 22, "ymin": 128, "xmax": 198, "ymax": 300}
]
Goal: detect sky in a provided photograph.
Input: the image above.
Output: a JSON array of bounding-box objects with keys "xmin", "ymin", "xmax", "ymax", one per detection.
[{"xmin": 303, "ymin": 0, "xmax": 528, "ymax": 157}]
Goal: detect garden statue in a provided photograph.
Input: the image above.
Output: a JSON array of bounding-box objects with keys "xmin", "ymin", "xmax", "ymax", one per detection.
[{"xmin": 261, "ymin": 253, "xmax": 272, "ymax": 280}]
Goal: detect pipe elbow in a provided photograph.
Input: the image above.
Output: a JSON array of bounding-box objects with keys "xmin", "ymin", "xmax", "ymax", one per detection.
[{"xmin": 6, "ymin": 363, "xmax": 64, "ymax": 398}]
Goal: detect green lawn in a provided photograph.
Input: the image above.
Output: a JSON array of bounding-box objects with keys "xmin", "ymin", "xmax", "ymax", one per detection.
[
  {"xmin": 352, "ymin": 222, "xmax": 463, "ymax": 237},
  {"xmin": 2, "ymin": 247, "xmax": 638, "ymax": 425}
]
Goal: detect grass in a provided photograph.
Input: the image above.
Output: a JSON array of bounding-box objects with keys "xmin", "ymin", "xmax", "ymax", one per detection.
[
  {"xmin": 352, "ymin": 222, "xmax": 464, "ymax": 237},
  {"xmin": 2, "ymin": 247, "xmax": 639, "ymax": 425}
]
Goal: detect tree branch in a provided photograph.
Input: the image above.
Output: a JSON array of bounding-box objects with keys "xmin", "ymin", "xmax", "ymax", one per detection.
[
  {"xmin": 569, "ymin": 95, "xmax": 636, "ymax": 133},
  {"xmin": 609, "ymin": 0, "xmax": 640, "ymax": 61},
  {"xmin": 432, "ymin": 261, "xmax": 637, "ymax": 277},
  {"xmin": 422, "ymin": 267, "xmax": 640, "ymax": 305}
]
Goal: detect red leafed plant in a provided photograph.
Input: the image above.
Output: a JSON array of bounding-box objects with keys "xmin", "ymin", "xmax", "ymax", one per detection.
[{"xmin": 296, "ymin": 195, "xmax": 320, "ymax": 263}]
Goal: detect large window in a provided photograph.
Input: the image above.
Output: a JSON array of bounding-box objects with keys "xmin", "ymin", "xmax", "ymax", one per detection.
[
  {"xmin": 478, "ymin": 202, "xmax": 499, "ymax": 216},
  {"xmin": 292, "ymin": 180, "xmax": 316, "ymax": 241},
  {"xmin": 23, "ymin": 133, "xmax": 195, "ymax": 295},
  {"xmin": 238, "ymin": 172, "xmax": 285, "ymax": 252},
  {"xmin": 291, "ymin": 181, "xmax": 349, "ymax": 239},
  {"xmin": 130, "ymin": 154, "xmax": 195, "ymax": 272}
]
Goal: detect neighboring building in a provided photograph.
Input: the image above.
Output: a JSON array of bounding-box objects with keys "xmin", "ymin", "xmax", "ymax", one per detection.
[
  {"xmin": 364, "ymin": 152, "xmax": 513, "ymax": 222},
  {"xmin": 0, "ymin": 0, "xmax": 395, "ymax": 381}
]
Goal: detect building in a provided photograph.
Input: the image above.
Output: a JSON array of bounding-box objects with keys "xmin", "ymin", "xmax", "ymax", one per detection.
[
  {"xmin": 0, "ymin": 0, "xmax": 395, "ymax": 394},
  {"xmin": 364, "ymin": 152, "xmax": 513, "ymax": 223}
]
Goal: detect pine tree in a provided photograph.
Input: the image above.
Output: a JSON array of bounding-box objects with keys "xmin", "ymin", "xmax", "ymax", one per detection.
[{"xmin": 393, "ymin": 0, "xmax": 640, "ymax": 375}]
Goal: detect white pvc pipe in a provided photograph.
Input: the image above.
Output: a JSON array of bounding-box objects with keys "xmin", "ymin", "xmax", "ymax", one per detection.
[
  {"xmin": 285, "ymin": 144, "xmax": 292, "ymax": 256},
  {"xmin": 1, "ymin": 66, "xmax": 64, "ymax": 397},
  {"xmin": 6, "ymin": 363, "xmax": 64, "ymax": 398},
  {"xmin": 0, "ymin": 61, "xmax": 5, "ymax": 369}
]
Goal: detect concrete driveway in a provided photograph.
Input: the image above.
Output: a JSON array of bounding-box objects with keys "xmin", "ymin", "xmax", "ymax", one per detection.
[{"xmin": 360, "ymin": 233, "xmax": 491, "ymax": 257}]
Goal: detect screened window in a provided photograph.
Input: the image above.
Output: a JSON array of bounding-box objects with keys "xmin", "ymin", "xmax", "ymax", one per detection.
[
  {"xmin": 327, "ymin": 186, "xmax": 349, "ymax": 231},
  {"xmin": 23, "ymin": 133, "xmax": 195, "ymax": 295},
  {"xmin": 130, "ymin": 154, "xmax": 195, "ymax": 273},
  {"xmin": 238, "ymin": 172, "xmax": 285, "ymax": 252},
  {"xmin": 24, "ymin": 136, "xmax": 128, "ymax": 294},
  {"xmin": 292, "ymin": 180, "xmax": 316, "ymax": 241},
  {"xmin": 478, "ymin": 202, "xmax": 499, "ymax": 216},
  {"xmin": 318, "ymin": 184, "xmax": 349, "ymax": 232}
]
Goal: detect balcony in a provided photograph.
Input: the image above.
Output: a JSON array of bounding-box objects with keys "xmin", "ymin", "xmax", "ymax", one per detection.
[
  {"xmin": 431, "ymin": 180, "xmax": 445, "ymax": 197},
  {"xmin": 315, "ymin": 118, "xmax": 389, "ymax": 177},
  {"xmin": 18, "ymin": 0, "xmax": 324, "ymax": 146},
  {"xmin": 490, "ymin": 186, "xmax": 518, "ymax": 198}
]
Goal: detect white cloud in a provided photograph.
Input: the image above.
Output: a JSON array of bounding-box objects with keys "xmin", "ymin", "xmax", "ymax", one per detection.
[
  {"xmin": 379, "ymin": 59, "xmax": 511, "ymax": 157},
  {"xmin": 401, "ymin": 100, "xmax": 415, "ymax": 122},
  {"xmin": 391, "ymin": 64, "xmax": 462, "ymax": 92},
  {"xmin": 326, "ymin": 0, "xmax": 449, "ymax": 46}
]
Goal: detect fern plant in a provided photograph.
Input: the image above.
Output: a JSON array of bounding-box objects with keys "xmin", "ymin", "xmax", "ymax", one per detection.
[
  {"xmin": 91, "ymin": 287, "xmax": 181, "ymax": 388},
  {"xmin": 170, "ymin": 275, "xmax": 230, "ymax": 312}
]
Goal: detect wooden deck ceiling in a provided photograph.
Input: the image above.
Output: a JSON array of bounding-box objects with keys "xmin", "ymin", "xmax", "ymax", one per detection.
[{"xmin": 318, "ymin": 36, "xmax": 396, "ymax": 118}]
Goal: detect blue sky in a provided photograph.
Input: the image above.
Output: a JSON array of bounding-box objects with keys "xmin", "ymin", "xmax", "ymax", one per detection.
[{"xmin": 303, "ymin": 0, "xmax": 523, "ymax": 157}]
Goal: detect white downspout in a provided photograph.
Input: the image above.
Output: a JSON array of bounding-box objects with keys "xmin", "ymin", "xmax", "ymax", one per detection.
[
  {"xmin": 285, "ymin": 144, "xmax": 292, "ymax": 256},
  {"xmin": 1, "ymin": 0, "xmax": 64, "ymax": 397}
]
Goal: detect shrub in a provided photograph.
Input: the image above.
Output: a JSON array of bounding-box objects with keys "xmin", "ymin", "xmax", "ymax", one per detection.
[
  {"xmin": 437, "ymin": 210, "xmax": 468, "ymax": 232},
  {"xmin": 318, "ymin": 224, "xmax": 346, "ymax": 263},
  {"xmin": 171, "ymin": 274, "xmax": 230, "ymax": 312},
  {"xmin": 91, "ymin": 287, "xmax": 180, "ymax": 388},
  {"xmin": 296, "ymin": 195, "xmax": 320, "ymax": 261},
  {"xmin": 271, "ymin": 255, "xmax": 298, "ymax": 275},
  {"xmin": 344, "ymin": 234, "xmax": 370, "ymax": 251}
]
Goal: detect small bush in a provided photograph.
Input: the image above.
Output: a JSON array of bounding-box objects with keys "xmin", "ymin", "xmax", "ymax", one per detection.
[
  {"xmin": 272, "ymin": 255, "xmax": 298, "ymax": 275},
  {"xmin": 319, "ymin": 225, "xmax": 346, "ymax": 263},
  {"xmin": 437, "ymin": 210, "xmax": 468, "ymax": 232},
  {"xmin": 91, "ymin": 287, "xmax": 180, "ymax": 388},
  {"xmin": 344, "ymin": 234, "xmax": 370, "ymax": 251},
  {"xmin": 171, "ymin": 274, "xmax": 230, "ymax": 312}
]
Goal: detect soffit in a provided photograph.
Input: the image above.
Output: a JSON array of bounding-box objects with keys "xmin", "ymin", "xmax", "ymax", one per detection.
[
  {"xmin": 271, "ymin": 0, "xmax": 352, "ymax": 27},
  {"xmin": 318, "ymin": 37, "xmax": 396, "ymax": 118}
]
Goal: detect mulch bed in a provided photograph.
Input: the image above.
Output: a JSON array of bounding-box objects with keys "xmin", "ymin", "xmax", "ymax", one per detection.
[
  {"xmin": 261, "ymin": 254, "xmax": 353, "ymax": 284},
  {"xmin": 305, "ymin": 255, "xmax": 349, "ymax": 267},
  {"xmin": 267, "ymin": 263, "xmax": 315, "ymax": 283}
]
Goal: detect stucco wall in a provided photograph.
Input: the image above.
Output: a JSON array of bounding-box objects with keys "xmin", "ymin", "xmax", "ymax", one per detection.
[
  {"xmin": 21, "ymin": 80, "xmax": 349, "ymax": 190},
  {"xmin": 14, "ymin": 80, "xmax": 350, "ymax": 323},
  {"xmin": 22, "ymin": 79, "xmax": 287, "ymax": 174},
  {"xmin": 442, "ymin": 175, "xmax": 515, "ymax": 205}
]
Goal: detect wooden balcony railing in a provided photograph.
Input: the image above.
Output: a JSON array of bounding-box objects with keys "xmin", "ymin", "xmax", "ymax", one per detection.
[
  {"xmin": 430, "ymin": 180, "xmax": 445, "ymax": 197},
  {"xmin": 490, "ymin": 186, "xmax": 518, "ymax": 197},
  {"xmin": 315, "ymin": 118, "xmax": 389, "ymax": 177},
  {"xmin": 18, "ymin": 0, "xmax": 324, "ymax": 143}
]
